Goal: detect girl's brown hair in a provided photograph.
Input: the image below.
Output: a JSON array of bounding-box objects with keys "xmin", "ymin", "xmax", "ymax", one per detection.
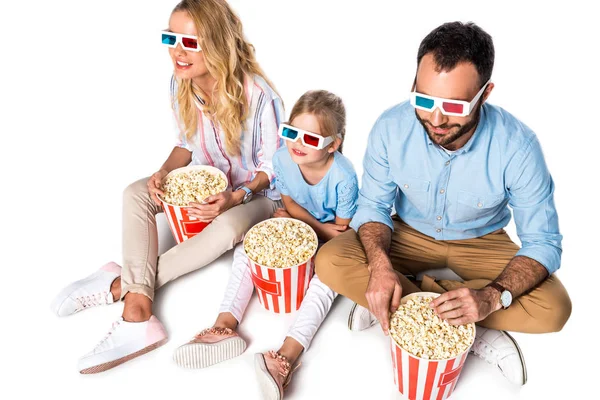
[
  {"xmin": 288, "ymin": 90, "xmax": 346, "ymax": 153},
  {"xmin": 172, "ymin": 0, "xmax": 279, "ymax": 155}
]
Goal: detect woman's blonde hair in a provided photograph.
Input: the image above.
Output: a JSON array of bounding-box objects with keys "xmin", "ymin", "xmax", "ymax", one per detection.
[
  {"xmin": 288, "ymin": 90, "xmax": 346, "ymax": 153},
  {"xmin": 172, "ymin": 0, "xmax": 278, "ymax": 155}
]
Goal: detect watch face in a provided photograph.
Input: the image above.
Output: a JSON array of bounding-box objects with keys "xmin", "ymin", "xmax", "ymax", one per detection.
[{"xmin": 500, "ymin": 291, "xmax": 512, "ymax": 308}]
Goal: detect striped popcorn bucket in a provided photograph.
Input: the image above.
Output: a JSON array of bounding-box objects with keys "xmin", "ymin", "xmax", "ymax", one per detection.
[
  {"xmin": 245, "ymin": 219, "xmax": 317, "ymax": 314},
  {"xmin": 158, "ymin": 165, "xmax": 228, "ymax": 244},
  {"xmin": 390, "ymin": 292, "xmax": 475, "ymax": 400}
]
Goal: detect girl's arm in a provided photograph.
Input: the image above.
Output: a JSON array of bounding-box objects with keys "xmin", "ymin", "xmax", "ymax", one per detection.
[
  {"xmin": 335, "ymin": 216, "xmax": 352, "ymax": 226},
  {"xmin": 280, "ymin": 195, "xmax": 348, "ymax": 242}
]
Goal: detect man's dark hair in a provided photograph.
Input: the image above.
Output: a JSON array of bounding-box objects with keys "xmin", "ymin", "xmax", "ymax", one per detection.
[{"xmin": 417, "ymin": 22, "xmax": 494, "ymax": 87}]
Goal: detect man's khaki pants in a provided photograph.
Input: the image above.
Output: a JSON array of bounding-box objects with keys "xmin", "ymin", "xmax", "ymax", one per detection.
[{"xmin": 315, "ymin": 216, "xmax": 571, "ymax": 333}]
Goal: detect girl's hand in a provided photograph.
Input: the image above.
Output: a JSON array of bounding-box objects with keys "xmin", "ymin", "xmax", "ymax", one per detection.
[
  {"xmin": 274, "ymin": 208, "xmax": 292, "ymax": 219},
  {"xmin": 319, "ymin": 222, "xmax": 349, "ymax": 241},
  {"xmin": 147, "ymin": 169, "xmax": 168, "ymax": 206},
  {"xmin": 187, "ymin": 191, "xmax": 242, "ymax": 222}
]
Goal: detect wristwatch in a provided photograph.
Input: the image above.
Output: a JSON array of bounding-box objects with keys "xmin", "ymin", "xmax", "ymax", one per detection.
[
  {"xmin": 487, "ymin": 282, "xmax": 512, "ymax": 310},
  {"xmin": 235, "ymin": 185, "xmax": 253, "ymax": 204}
]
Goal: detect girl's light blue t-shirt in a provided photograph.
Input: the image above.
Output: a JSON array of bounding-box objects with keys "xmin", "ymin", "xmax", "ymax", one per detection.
[{"xmin": 273, "ymin": 147, "xmax": 359, "ymax": 223}]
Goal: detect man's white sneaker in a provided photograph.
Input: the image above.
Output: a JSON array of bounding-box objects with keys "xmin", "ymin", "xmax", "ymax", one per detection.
[
  {"xmin": 348, "ymin": 303, "xmax": 379, "ymax": 331},
  {"xmin": 472, "ymin": 327, "xmax": 527, "ymax": 385},
  {"xmin": 78, "ymin": 315, "xmax": 168, "ymax": 374},
  {"xmin": 52, "ymin": 262, "xmax": 121, "ymax": 317}
]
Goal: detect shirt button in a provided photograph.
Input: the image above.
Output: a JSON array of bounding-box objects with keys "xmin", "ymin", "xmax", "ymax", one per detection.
[
  {"xmin": 436, "ymin": 216, "xmax": 442, "ymax": 221},
  {"xmin": 477, "ymin": 202, "xmax": 483, "ymax": 208},
  {"xmin": 436, "ymin": 229, "xmax": 442, "ymax": 233},
  {"xmin": 404, "ymin": 184, "xmax": 409, "ymax": 189},
  {"xmin": 439, "ymin": 189, "xmax": 445, "ymax": 194},
  {"xmin": 445, "ymin": 161, "xmax": 450, "ymax": 166}
]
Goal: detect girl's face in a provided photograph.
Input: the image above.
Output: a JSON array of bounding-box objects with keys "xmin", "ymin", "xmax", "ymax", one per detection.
[
  {"xmin": 168, "ymin": 11, "xmax": 210, "ymax": 81},
  {"xmin": 286, "ymin": 113, "xmax": 335, "ymax": 166}
]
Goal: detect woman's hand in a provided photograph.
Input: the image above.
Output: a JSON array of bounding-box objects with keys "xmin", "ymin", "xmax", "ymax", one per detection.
[
  {"xmin": 319, "ymin": 222, "xmax": 349, "ymax": 241},
  {"xmin": 186, "ymin": 190, "xmax": 243, "ymax": 222},
  {"xmin": 274, "ymin": 208, "xmax": 292, "ymax": 218},
  {"xmin": 147, "ymin": 169, "xmax": 168, "ymax": 206}
]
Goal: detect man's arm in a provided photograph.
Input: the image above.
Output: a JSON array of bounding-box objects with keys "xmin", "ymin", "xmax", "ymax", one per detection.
[
  {"xmin": 433, "ymin": 137, "xmax": 560, "ymax": 324},
  {"xmin": 493, "ymin": 256, "xmax": 548, "ymax": 299},
  {"xmin": 351, "ymin": 116, "xmax": 403, "ymax": 335},
  {"xmin": 432, "ymin": 256, "xmax": 548, "ymax": 325},
  {"xmin": 360, "ymin": 222, "xmax": 404, "ymax": 335}
]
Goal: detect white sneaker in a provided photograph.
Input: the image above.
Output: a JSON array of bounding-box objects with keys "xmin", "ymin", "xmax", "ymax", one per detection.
[
  {"xmin": 52, "ymin": 262, "xmax": 121, "ymax": 317},
  {"xmin": 472, "ymin": 327, "xmax": 527, "ymax": 385},
  {"xmin": 348, "ymin": 303, "xmax": 379, "ymax": 331},
  {"xmin": 78, "ymin": 315, "xmax": 168, "ymax": 374}
]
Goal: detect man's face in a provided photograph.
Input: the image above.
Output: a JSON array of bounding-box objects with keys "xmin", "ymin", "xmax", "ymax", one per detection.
[{"xmin": 414, "ymin": 53, "xmax": 492, "ymax": 150}]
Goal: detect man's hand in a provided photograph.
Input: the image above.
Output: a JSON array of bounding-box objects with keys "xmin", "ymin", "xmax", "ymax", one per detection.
[
  {"xmin": 365, "ymin": 267, "xmax": 403, "ymax": 336},
  {"xmin": 430, "ymin": 287, "xmax": 501, "ymax": 325}
]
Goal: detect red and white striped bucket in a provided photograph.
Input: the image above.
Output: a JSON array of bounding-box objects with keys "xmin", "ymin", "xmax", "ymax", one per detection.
[
  {"xmin": 390, "ymin": 292, "xmax": 475, "ymax": 400},
  {"xmin": 244, "ymin": 218, "xmax": 317, "ymax": 314},
  {"xmin": 158, "ymin": 165, "xmax": 228, "ymax": 244}
]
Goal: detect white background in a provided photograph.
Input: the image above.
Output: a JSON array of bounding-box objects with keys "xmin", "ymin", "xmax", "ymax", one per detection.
[{"xmin": 0, "ymin": 0, "xmax": 597, "ymax": 399}]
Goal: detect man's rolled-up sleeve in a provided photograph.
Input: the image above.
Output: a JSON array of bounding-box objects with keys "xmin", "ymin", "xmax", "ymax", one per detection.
[{"xmin": 507, "ymin": 137, "xmax": 562, "ymax": 274}]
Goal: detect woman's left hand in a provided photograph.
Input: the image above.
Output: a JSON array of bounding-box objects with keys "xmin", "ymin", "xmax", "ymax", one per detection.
[{"xmin": 187, "ymin": 191, "xmax": 242, "ymax": 222}]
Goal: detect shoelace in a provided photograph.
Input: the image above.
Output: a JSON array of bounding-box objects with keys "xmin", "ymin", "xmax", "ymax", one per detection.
[
  {"xmin": 76, "ymin": 291, "xmax": 109, "ymax": 310},
  {"xmin": 94, "ymin": 319, "xmax": 122, "ymax": 351},
  {"xmin": 194, "ymin": 327, "xmax": 233, "ymax": 339},
  {"xmin": 474, "ymin": 340, "xmax": 498, "ymax": 365},
  {"xmin": 266, "ymin": 350, "xmax": 292, "ymax": 378}
]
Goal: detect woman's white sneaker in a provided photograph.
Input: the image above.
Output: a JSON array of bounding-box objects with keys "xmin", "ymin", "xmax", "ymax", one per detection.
[
  {"xmin": 78, "ymin": 315, "xmax": 168, "ymax": 374},
  {"xmin": 472, "ymin": 327, "xmax": 527, "ymax": 385},
  {"xmin": 51, "ymin": 262, "xmax": 121, "ymax": 317}
]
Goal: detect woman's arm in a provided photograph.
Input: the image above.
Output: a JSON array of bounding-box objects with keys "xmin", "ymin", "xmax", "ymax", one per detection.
[
  {"xmin": 230, "ymin": 171, "xmax": 271, "ymax": 205},
  {"xmin": 159, "ymin": 146, "xmax": 193, "ymax": 174}
]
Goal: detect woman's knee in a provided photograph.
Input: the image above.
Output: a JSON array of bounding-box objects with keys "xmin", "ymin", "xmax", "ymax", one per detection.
[{"xmin": 123, "ymin": 177, "xmax": 149, "ymax": 201}]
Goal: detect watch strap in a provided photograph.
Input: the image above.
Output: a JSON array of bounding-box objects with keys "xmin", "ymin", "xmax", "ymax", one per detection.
[
  {"xmin": 487, "ymin": 282, "xmax": 506, "ymax": 294},
  {"xmin": 487, "ymin": 282, "xmax": 510, "ymax": 309},
  {"xmin": 235, "ymin": 185, "xmax": 252, "ymax": 204}
]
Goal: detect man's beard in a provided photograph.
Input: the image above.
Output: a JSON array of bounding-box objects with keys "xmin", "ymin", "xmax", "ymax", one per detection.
[{"xmin": 415, "ymin": 105, "xmax": 481, "ymax": 148}]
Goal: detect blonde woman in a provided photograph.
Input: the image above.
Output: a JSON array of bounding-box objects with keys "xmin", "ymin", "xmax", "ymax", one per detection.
[{"xmin": 51, "ymin": 0, "xmax": 283, "ymax": 374}]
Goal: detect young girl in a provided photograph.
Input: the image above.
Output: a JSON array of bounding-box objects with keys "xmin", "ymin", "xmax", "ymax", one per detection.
[
  {"xmin": 51, "ymin": 0, "xmax": 283, "ymax": 374},
  {"xmin": 174, "ymin": 90, "xmax": 358, "ymax": 400}
]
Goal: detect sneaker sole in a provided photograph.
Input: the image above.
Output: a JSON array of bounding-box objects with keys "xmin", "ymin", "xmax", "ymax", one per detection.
[
  {"xmin": 347, "ymin": 303, "xmax": 358, "ymax": 331},
  {"xmin": 173, "ymin": 337, "xmax": 246, "ymax": 369},
  {"xmin": 254, "ymin": 353, "xmax": 282, "ymax": 400},
  {"xmin": 79, "ymin": 337, "xmax": 168, "ymax": 374},
  {"xmin": 502, "ymin": 331, "xmax": 528, "ymax": 385}
]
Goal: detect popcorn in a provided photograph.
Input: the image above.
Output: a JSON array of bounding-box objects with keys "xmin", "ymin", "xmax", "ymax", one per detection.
[
  {"xmin": 244, "ymin": 219, "xmax": 318, "ymax": 268},
  {"xmin": 161, "ymin": 169, "xmax": 227, "ymax": 206},
  {"xmin": 390, "ymin": 296, "xmax": 475, "ymax": 360}
]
